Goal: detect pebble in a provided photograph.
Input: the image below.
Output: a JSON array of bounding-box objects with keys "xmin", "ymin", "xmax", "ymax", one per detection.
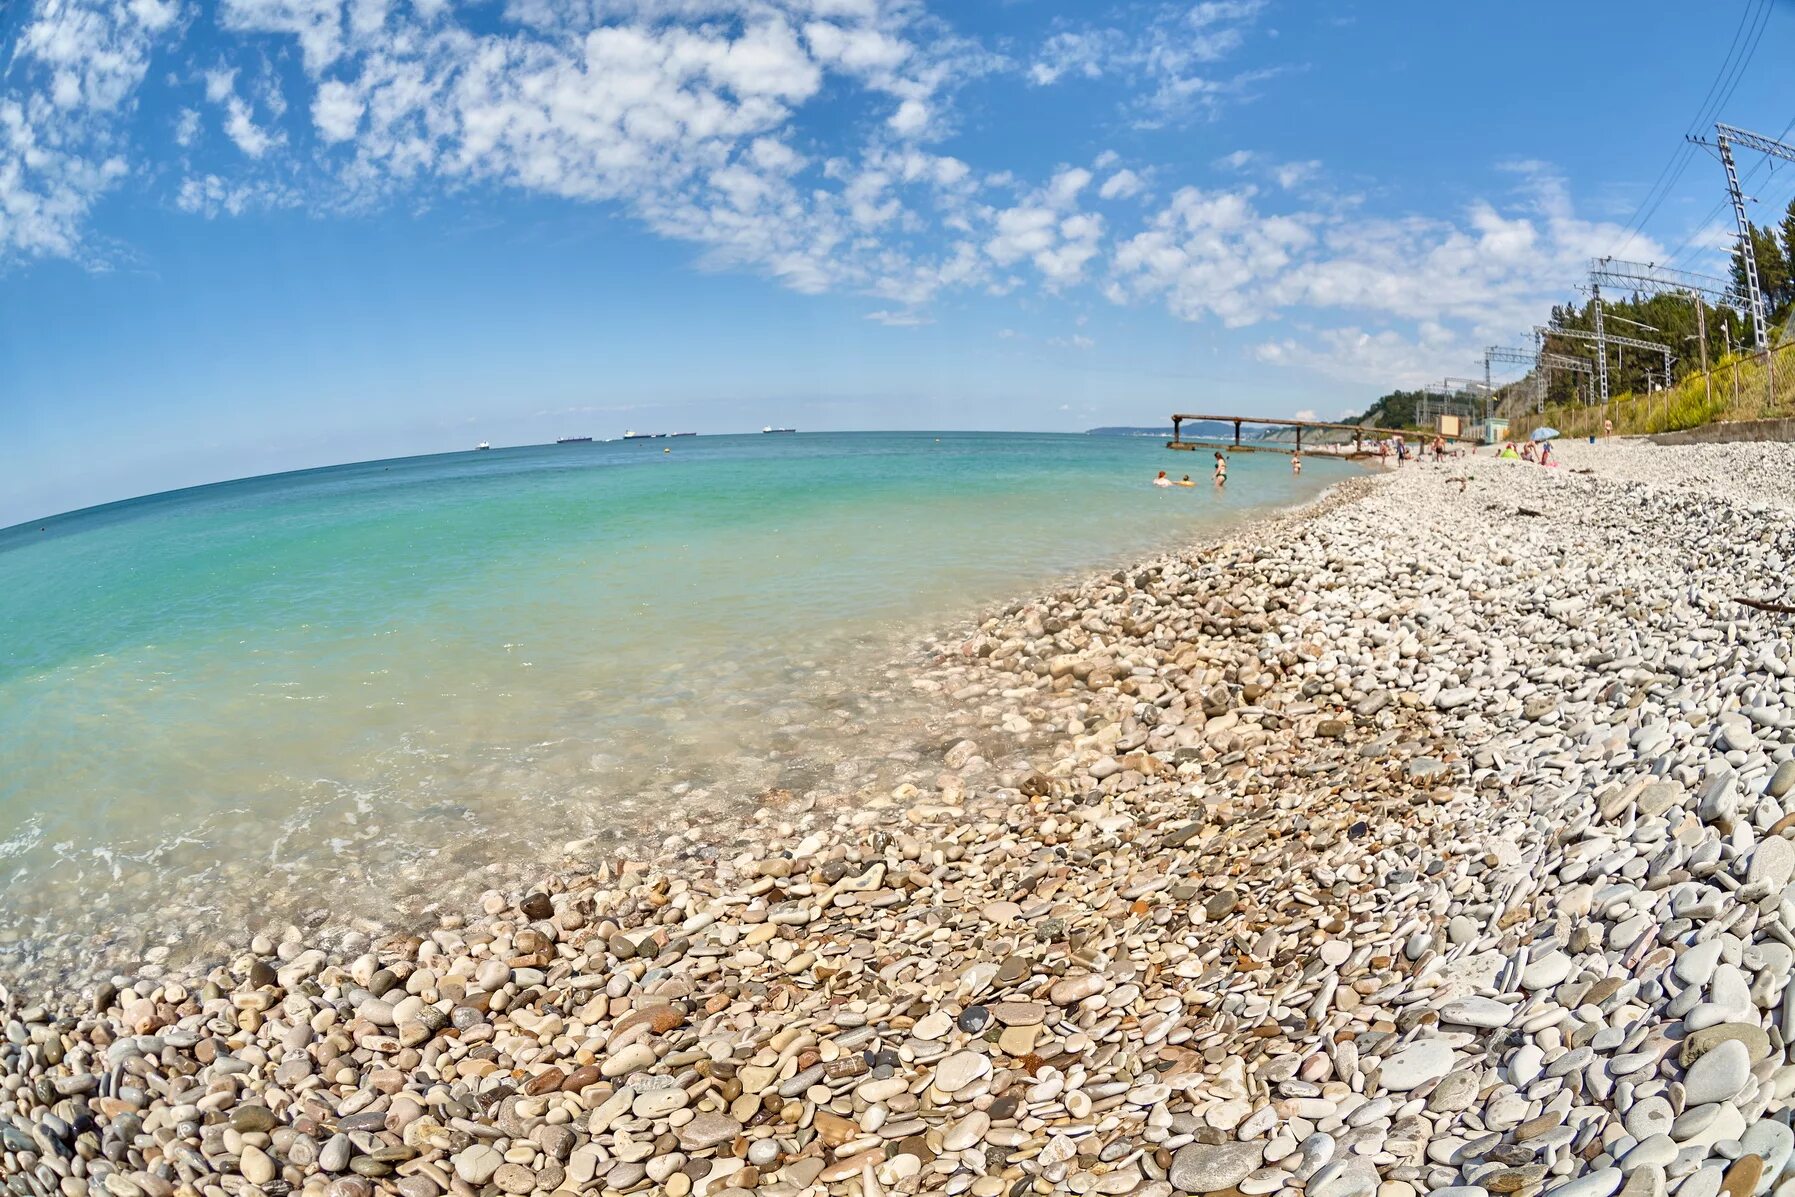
[{"xmin": 8, "ymin": 442, "xmax": 1795, "ymax": 1197}]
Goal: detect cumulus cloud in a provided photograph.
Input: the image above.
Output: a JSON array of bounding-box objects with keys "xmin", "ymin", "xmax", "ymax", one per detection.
[
  {"xmin": 0, "ymin": 0, "xmax": 1659, "ymax": 391},
  {"xmin": 1098, "ymin": 169, "xmax": 1143, "ymax": 200},
  {"xmin": 0, "ymin": 0, "xmax": 174, "ymax": 260},
  {"xmin": 1026, "ymin": 0, "xmax": 1274, "ymax": 126}
]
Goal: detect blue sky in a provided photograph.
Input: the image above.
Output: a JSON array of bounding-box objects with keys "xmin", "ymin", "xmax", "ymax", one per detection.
[{"xmin": 3, "ymin": 0, "xmax": 1793, "ymax": 524}]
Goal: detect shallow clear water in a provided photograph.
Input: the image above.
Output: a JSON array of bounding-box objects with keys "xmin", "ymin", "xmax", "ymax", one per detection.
[{"xmin": 0, "ymin": 432, "xmax": 1342, "ymax": 983}]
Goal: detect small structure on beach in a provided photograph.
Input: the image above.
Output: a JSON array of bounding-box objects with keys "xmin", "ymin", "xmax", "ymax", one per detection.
[{"xmin": 1167, "ymin": 412, "xmax": 1468, "ymax": 458}]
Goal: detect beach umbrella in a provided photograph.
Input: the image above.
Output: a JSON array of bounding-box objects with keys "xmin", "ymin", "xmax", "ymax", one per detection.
[{"xmin": 1530, "ymin": 426, "xmax": 1559, "ymax": 441}]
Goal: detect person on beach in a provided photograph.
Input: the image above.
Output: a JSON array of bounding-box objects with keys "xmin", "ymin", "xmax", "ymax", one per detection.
[
  {"xmin": 1291, "ymin": 453, "xmax": 1302, "ymax": 475},
  {"xmin": 1604, "ymin": 419, "xmax": 1614, "ymax": 437},
  {"xmin": 1154, "ymin": 470, "xmax": 1172, "ymax": 487},
  {"xmin": 1378, "ymin": 439, "xmax": 1390, "ymax": 465},
  {"xmin": 1213, "ymin": 452, "xmax": 1228, "ymax": 487},
  {"xmin": 1521, "ymin": 441, "xmax": 1536, "ymax": 462},
  {"xmin": 1539, "ymin": 441, "xmax": 1556, "ymax": 467}
]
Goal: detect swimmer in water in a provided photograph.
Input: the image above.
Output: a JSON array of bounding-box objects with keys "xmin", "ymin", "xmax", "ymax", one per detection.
[
  {"xmin": 1213, "ymin": 452, "xmax": 1228, "ymax": 487},
  {"xmin": 1176, "ymin": 474, "xmax": 1196, "ymax": 487},
  {"xmin": 1291, "ymin": 453, "xmax": 1302, "ymax": 475},
  {"xmin": 1153, "ymin": 470, "xmax": 1173, "ymax": 488}
]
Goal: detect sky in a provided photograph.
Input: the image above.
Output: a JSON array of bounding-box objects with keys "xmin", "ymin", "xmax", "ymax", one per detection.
[{"xmin": 2, "ymin": 0, "xmax": 1793, "ymax": 524}]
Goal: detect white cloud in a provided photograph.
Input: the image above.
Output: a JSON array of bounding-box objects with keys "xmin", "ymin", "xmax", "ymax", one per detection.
[
  {"xmin": 1049, "ymin": 332, "xmax": 1094, "ymax": 350},
  {"xmin": 1026, "ymin": 0, "xmax": 1273, "ymax": 126},
  {"xmin": 866, "ymin": 308, "xmax": 931, "ymax": 326},
  {"xmin": 0, "ymin": 0, "xmax": 174, "ymax": 261},
  {"xmin": 1292, "ymin": 408, "xmax": 1317, "ymax": 421},
  {"xmin": 173, "ymin": 106, "xmax": 201, "ymax": 146},
  {"xmin": 0, "ymin": 0, "xmax": 1664, "ymax": 394},
  {"xmin": 1098, "ymin": 168, "xmax": 1142, "ymax": 200},
  {"xmin": 310, "ymin": 79, "xmax": 362, "ymax": 142}
]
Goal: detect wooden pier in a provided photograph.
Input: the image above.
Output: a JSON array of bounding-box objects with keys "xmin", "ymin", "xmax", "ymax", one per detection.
[{"xmin": 1168, "ymin": 413, "xmax": 1467, "ymax": 457}]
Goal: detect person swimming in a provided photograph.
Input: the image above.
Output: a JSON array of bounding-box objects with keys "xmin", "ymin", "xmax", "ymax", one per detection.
[
  {"xmin": 1154, "ymin": 470, "xmax": 1173, "ymax": 487},
  {"xmin": 1176, "ymin": 474, "xmax": 1196, "ymax": 487}
]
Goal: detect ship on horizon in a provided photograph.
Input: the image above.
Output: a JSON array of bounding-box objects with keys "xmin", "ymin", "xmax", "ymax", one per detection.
[
  {"xmin": 555, "ymin": 435, "xmax": 593, "ymax": 444},
  {"xmin": 761, "ymin": 426, "xmax": 797, "ymax": 434}
]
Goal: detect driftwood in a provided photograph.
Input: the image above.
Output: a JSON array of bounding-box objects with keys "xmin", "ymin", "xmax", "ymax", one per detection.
[
  {"xmin": 1735, "ymin": 596, "xmax": 1795, "ymax": 615},
  {"xmin": 1515, "ymin": 507, "xmax": 1544, "ymax": 517}
]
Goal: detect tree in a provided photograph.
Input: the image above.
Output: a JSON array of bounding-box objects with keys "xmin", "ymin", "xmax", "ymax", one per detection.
[{"xmin": 1731, "ymin": 221, "xmax": 1793, "ymax": 338}]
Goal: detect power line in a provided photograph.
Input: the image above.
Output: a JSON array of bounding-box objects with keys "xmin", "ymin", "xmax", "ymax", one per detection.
[
  {"xmin": 1668, "ymin": 111, "xmax": 1795, "ymax": 269},
  {"xmin": 1610, "ymin": 0, "xmax": 1773, "ymax": 256}
]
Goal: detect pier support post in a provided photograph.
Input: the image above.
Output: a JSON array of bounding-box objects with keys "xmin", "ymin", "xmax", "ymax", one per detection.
[
  {"xmin": 1296, "ymin": 427, "xmax": 1303, "ymax": 453},
  {"xmin": 1234, "ymin": 420, "xmax": 1242, "ymax": 447},
  {"xmin": 1173, "ymin": 416, "xmax": 1182, "ymax": 446}
]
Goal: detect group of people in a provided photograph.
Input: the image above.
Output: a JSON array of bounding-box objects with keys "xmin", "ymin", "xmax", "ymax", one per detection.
[
  {"xmin": 1155, "ymin": 448, "xmax": 1308, "ymax": 491},
  {"xmin": 1154, "ymin": 450, "xmax": 1247, "ymax": 490},
  {"xmin": 1375, "ymin": 434, "xmax": 1461, "ymax": 466},
  {"xmin": 1497, "ymin": 439, "xmax": 1556, "ymax": 465}
]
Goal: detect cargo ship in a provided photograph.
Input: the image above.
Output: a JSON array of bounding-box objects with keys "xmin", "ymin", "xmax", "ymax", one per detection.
[
  {"xmin": 555, "ymin": 435, "xmax": 593, "ymax": 444},
  {"xmin": 761, "ymin": 426, "xmax": 796, "ymax": 434},
  {"xmin": 621, "ymin": 430, "xmax": 660, "ymax": 440}
]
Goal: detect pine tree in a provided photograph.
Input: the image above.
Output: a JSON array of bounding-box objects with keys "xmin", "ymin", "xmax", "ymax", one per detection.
[{"xmin": 1731, "ymin": 222, "xmax": 1794, "ymax": 339}]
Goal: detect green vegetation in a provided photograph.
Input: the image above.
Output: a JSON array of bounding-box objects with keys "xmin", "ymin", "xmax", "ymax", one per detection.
[
  {"xmin": 1513, "ymin": 342, "xmax": 1795, "ymax": 440},
  {"xmin": 1342, "ymin": 390, "xmax": 1428, "ymax": 429}
]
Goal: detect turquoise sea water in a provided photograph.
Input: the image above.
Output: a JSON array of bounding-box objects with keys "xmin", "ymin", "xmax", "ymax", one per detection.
[{"xmin": 0, "ymin": 432, "xmax": 1343, "ymax": 983}]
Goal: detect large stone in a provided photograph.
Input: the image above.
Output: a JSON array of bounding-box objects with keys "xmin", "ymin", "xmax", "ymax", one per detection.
[
  {"xmin": 1680, "ymin": 1022, "xmax": 1772, "ymax": 1067},
  {"xmin": 1521, "ymin": 951, "xmax": 1574, "ymax": 990},
  {"xmin": 1682, "ymin": 1038, "xmax": 1750, "ymax": 1106},
  {"xmin": 453, "ymin": 1146, "xmax": 503, "ymax": 1186},
  {"xmin": 1169, "ymin": 1142, "xmax": 1264, "ymax": 1193},
  {"xmin": 675, "ymin": 1113, "xmax": 741, "ymax": 1152},
  {"xmin": 1544, "ymin": 1169, "xmax": 1622, "ymax": 1197},
  {"xmin": 1308, "ymin": 1157, "xmax": 1380, "ymax": 1197},
  {"xmin": 1379, "ymin": 1039, "xmax": 1454, "ymax": 1091},
  {"xmin": 933, "ymin": 1051, "xmax": 991, "ymax": 1093},
  {"xmin": 1675, "ymin": 940, "xmax": 1723, "ymax": 988},
  {"xmin": 1427, "ymin": 1070, "xmax": 1480, "ymax": 1112},
  {"xmin": 1438, "ymin": 997, "xmax": 1513, "ymax": 1028},
  {"xmin": 1748, "ymin": 837, "xmax": 1795, "ymax": 889}
]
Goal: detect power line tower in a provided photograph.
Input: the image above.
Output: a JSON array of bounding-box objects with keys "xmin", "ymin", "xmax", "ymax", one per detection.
[
  {"xmin": 1590, "ymin": 283, "xmax": 1609, "ymax": 405},
  {"xmin": 1590, "ymin": 256, "xmax": 1753, "ymax": 403},
  {"xmin": 1540, "ymin": 352, "xmax": 1595, "ymax": 405},
  {"xmin": 1535, "ymin": 325, "xmax": 1674, "ymax": 392},
  {"xmin": 1688, "ymin": 123, "xmax": 1795, "ymax": 356},
  {"xmin": 1485, "ymin": 345, "xmax": 1542, "ymax": 412}
]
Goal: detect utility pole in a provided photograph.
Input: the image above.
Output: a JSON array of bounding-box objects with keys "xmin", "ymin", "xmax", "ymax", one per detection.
[
  {"xmin": 1590, "ymin": 257, "xmax": 1750, "ymax": 409},
  {"xmin": 1591, "ymin": 283, "xmax": 1609, "ymax": 405},
  {"xmin": 1716, "ymin": 132, "xmax": 1769, "ymax": 354},
  {"xmin": 1690, "ymin": 122, "xmax": 1795, "ymax": 392},
  {"xmin": 1698, "ymin": 301, "xmax": 1710, "ymax": 406}
]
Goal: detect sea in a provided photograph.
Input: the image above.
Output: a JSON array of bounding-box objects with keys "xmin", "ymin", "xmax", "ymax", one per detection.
[{"xmin": 0, "ymin": 431, "xmax": 1344, "ymax": 985}]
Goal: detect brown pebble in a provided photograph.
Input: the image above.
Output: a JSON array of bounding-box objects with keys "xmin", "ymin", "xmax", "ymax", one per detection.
[{"xmin": 1721, "ymin": 1155, "xmax": 1763, "ymax": 1197}]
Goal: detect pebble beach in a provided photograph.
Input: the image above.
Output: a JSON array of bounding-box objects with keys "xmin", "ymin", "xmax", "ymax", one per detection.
[{"xmin": 8, "ymin": 437, "xmax": 1795, "ymax": 1197}]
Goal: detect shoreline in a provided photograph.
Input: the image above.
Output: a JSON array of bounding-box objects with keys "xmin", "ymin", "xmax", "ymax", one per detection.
[
  {"xmin": 0, "ymin": 454, "xmax": 1357, "ymax": 995},
  {"xmin": 8, "ymin": 439, "xmax": 1795, "ymax": 1197}
]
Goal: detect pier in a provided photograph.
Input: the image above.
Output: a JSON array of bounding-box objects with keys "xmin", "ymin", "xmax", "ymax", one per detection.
[{"xmin": 1168, "ymin": 413, "xmax": 1468, "ymax": 457}]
